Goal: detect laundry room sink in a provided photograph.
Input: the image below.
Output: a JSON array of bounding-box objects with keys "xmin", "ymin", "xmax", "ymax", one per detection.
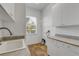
[{"xmin": 0, "ymin": 39, "xmax": 25, "ymax": 54}]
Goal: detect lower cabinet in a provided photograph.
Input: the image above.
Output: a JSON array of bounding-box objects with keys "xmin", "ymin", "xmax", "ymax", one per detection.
[
  {"xmin": 55, "ymin": 41, "xmax": 78, "ymax": 56},
  {"xmin": 46, "ymin": 38, "xmax": 79, "ymax": 56},
  {"xmin": 67, "ymin": 44, "xmax": 79, "ymax": 55},
  {"xmin": 0, "ymin": 39, "xmax": 25, "ymax": 55},
  {"xmin": 46, "ymin": 38, "xmax": 57, "ymax": 55},
  {"xmin": 0, "ymin": 49, "xmax": 27, "ymax": 56},
  {"xmin": 6, "ymin": 39, "xmax": 24, "ymax": 51}
]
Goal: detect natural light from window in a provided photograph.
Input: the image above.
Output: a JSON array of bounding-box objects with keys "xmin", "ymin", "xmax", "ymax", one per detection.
[{"xmin": 26, "ymin": 16, "xmax": 37, "ymax": 34}]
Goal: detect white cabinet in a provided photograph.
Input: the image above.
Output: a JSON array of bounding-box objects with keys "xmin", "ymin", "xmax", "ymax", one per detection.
[
  {"xmin": 53, "ymin": 4, "xmax": 63, "ymax": 26},
  {"xmin": 6, "ymin": 39, "xmax": 25, "ymax": 52},
  {"xmin": 47, "ymin": 38, "xmax": 79, "ymax": 56},
  {"xmin": 0, "ymin": 5, "xmax": 14, "ymax": 22},
  {"xmin": 1, "ymin": 3, "xmax": 15, "ymax": 21},
  {"xmin": 0, "ymin": 42, "xmax": 7, "ymax": 54},
  {"xmin": 55, "ymin": 41, "xmax": 78, "ymax": 56},
  {"xmin": 62, "ymin": 4, "xmax": 79, "ymax": 26},
  {"xmin": 53, "ymin": 3, "xmax": 79, "ymax": 26},
  {"xmin": 46, "ymin": 38, "xmax": 57, "ymax": 55},
  {"xmin": 0, "ymin": 39, "xmax": 25, "ymax": 54},
  {"xmin": 0, "ymin": 49, "xmax": 27, "ymax": 56},
  {"xmin": 67, "ymin": 44, "xmax": 79, "ymax": 55}
]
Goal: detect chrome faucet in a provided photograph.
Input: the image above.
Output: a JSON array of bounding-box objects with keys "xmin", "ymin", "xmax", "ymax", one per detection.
[{"xmin": 0, "ymin": 27, "xmax": 13, "ymax": 35}]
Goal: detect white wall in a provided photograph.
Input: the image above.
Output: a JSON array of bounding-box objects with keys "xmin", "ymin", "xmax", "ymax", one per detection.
[
  {"xmin": 42, "ymin": 4, "xmax": 56, "ymax": 38},
  {"xmin": 55, "ymin": 3, "xmax": 79, "ymax": 36},
  {"xmin": 42, "ymin": 4, "xmax": 56, "ymax": 55},
  {"xmin": 25, "ymin": 6, "xmax": 42, "ymax": 45},
  {"xmin": 1, "ymin": 21, "xmax": 15, "ymax": 36},
  {"xmin": 0, "ymin": 4, "xmax": 26, "ymax": 36},
  {"xmin": 14, "ymin": 3, "xmax": 26, "ymax": 36}
]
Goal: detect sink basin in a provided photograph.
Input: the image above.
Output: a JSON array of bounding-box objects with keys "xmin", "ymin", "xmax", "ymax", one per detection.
[
  {"xmin": 0, "ymin": 39, "xmax": 25, "ymax": 54},
  {"xmin": 0, "ymin": 42, "xmax": 7, "ymax": 54}
]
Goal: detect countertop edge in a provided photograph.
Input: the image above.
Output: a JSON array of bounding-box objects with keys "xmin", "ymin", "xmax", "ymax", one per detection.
[
  {"xmin": 47, "ymin": 36, "xmax": 79, "ymax": 47},
  {"xmin": 0, "ymin": 35, "xmax": 25, "ymax": 42}
]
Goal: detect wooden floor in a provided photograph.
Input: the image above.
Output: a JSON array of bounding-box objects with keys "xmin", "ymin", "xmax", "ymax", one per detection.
[{"xmin": 28, "ymin": 43, "xmax": 48, "ymax": 56}]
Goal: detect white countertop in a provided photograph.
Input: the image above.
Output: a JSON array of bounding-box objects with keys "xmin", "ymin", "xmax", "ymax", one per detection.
[{"xmin": 48, "ymin": 36, "xmax": 79, "ymax": 47}]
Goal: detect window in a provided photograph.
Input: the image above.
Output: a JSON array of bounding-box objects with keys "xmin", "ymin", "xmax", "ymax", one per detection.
[{"xmin": 26, "ymin": 16, "xmax": 37, "ymax": 34}]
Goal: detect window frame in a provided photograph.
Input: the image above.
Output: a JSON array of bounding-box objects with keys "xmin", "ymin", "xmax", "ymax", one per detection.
[{"xmin": 26, "ymin": 16, "xmax": 37, "ymax": 34}]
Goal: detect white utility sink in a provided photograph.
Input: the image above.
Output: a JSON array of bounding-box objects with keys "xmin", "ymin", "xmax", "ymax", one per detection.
[
  {"xmin": 0, "ymin": 39, "xmax": 25, "ymax": 54},
  {"xmin": 0, "ymin": 42, "xmax": 7, "ymax": 54}
]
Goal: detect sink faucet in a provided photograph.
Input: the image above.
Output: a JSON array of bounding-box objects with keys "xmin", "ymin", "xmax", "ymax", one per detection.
[
  {"xmin": 0, "ymin": 27, "xmax": 13, "ymax": 45},
  {"xmin": 0, "ymin": 27, "xmax": 12, "ymax": 35}
]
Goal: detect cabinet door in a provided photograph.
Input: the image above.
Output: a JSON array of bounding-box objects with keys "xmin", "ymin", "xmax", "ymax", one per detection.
[
  {"xmin": 46, "ymin": 38, "xmax": 79, "ymax": 56},
  {"xmin": 6, "ymin": 39, "xmax": 25, "ymax": 52},
  {"xmin": 1, "ymin": 3, "xmax": 15, "ymax": 21},
  {"xmin": 62, "ymin": 42, "xmax": 79, "ymax": 56},
  {"xmin": 54, "ymin": 41, "xmax": 71, "ymax": 56},
  {"xmin": 53, "ymin": 4, "xmax": 63, "ymax": 26},
  {"xmin": 67, "ymin": 44, "xmax": 79, "ymax": 55},
  {"xmin": 62, "ymin": 3, "xmax": 79, "ymax": 25},
  {"xmin": 0, "ymin": 42, "xmax": 7, "ymax": 54},
  {"xmin": 46, "ymin": 38, "xmax": 57, "ymax": 55},
  {"xmin": 55, "ymin": 41, "xmax": 78, "ymax": 56}
]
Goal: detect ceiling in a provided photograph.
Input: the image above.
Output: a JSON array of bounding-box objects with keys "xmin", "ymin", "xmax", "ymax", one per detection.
[{"xmin": 26, "ymin": 3, "xmax": 49, "ymax": 10}]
